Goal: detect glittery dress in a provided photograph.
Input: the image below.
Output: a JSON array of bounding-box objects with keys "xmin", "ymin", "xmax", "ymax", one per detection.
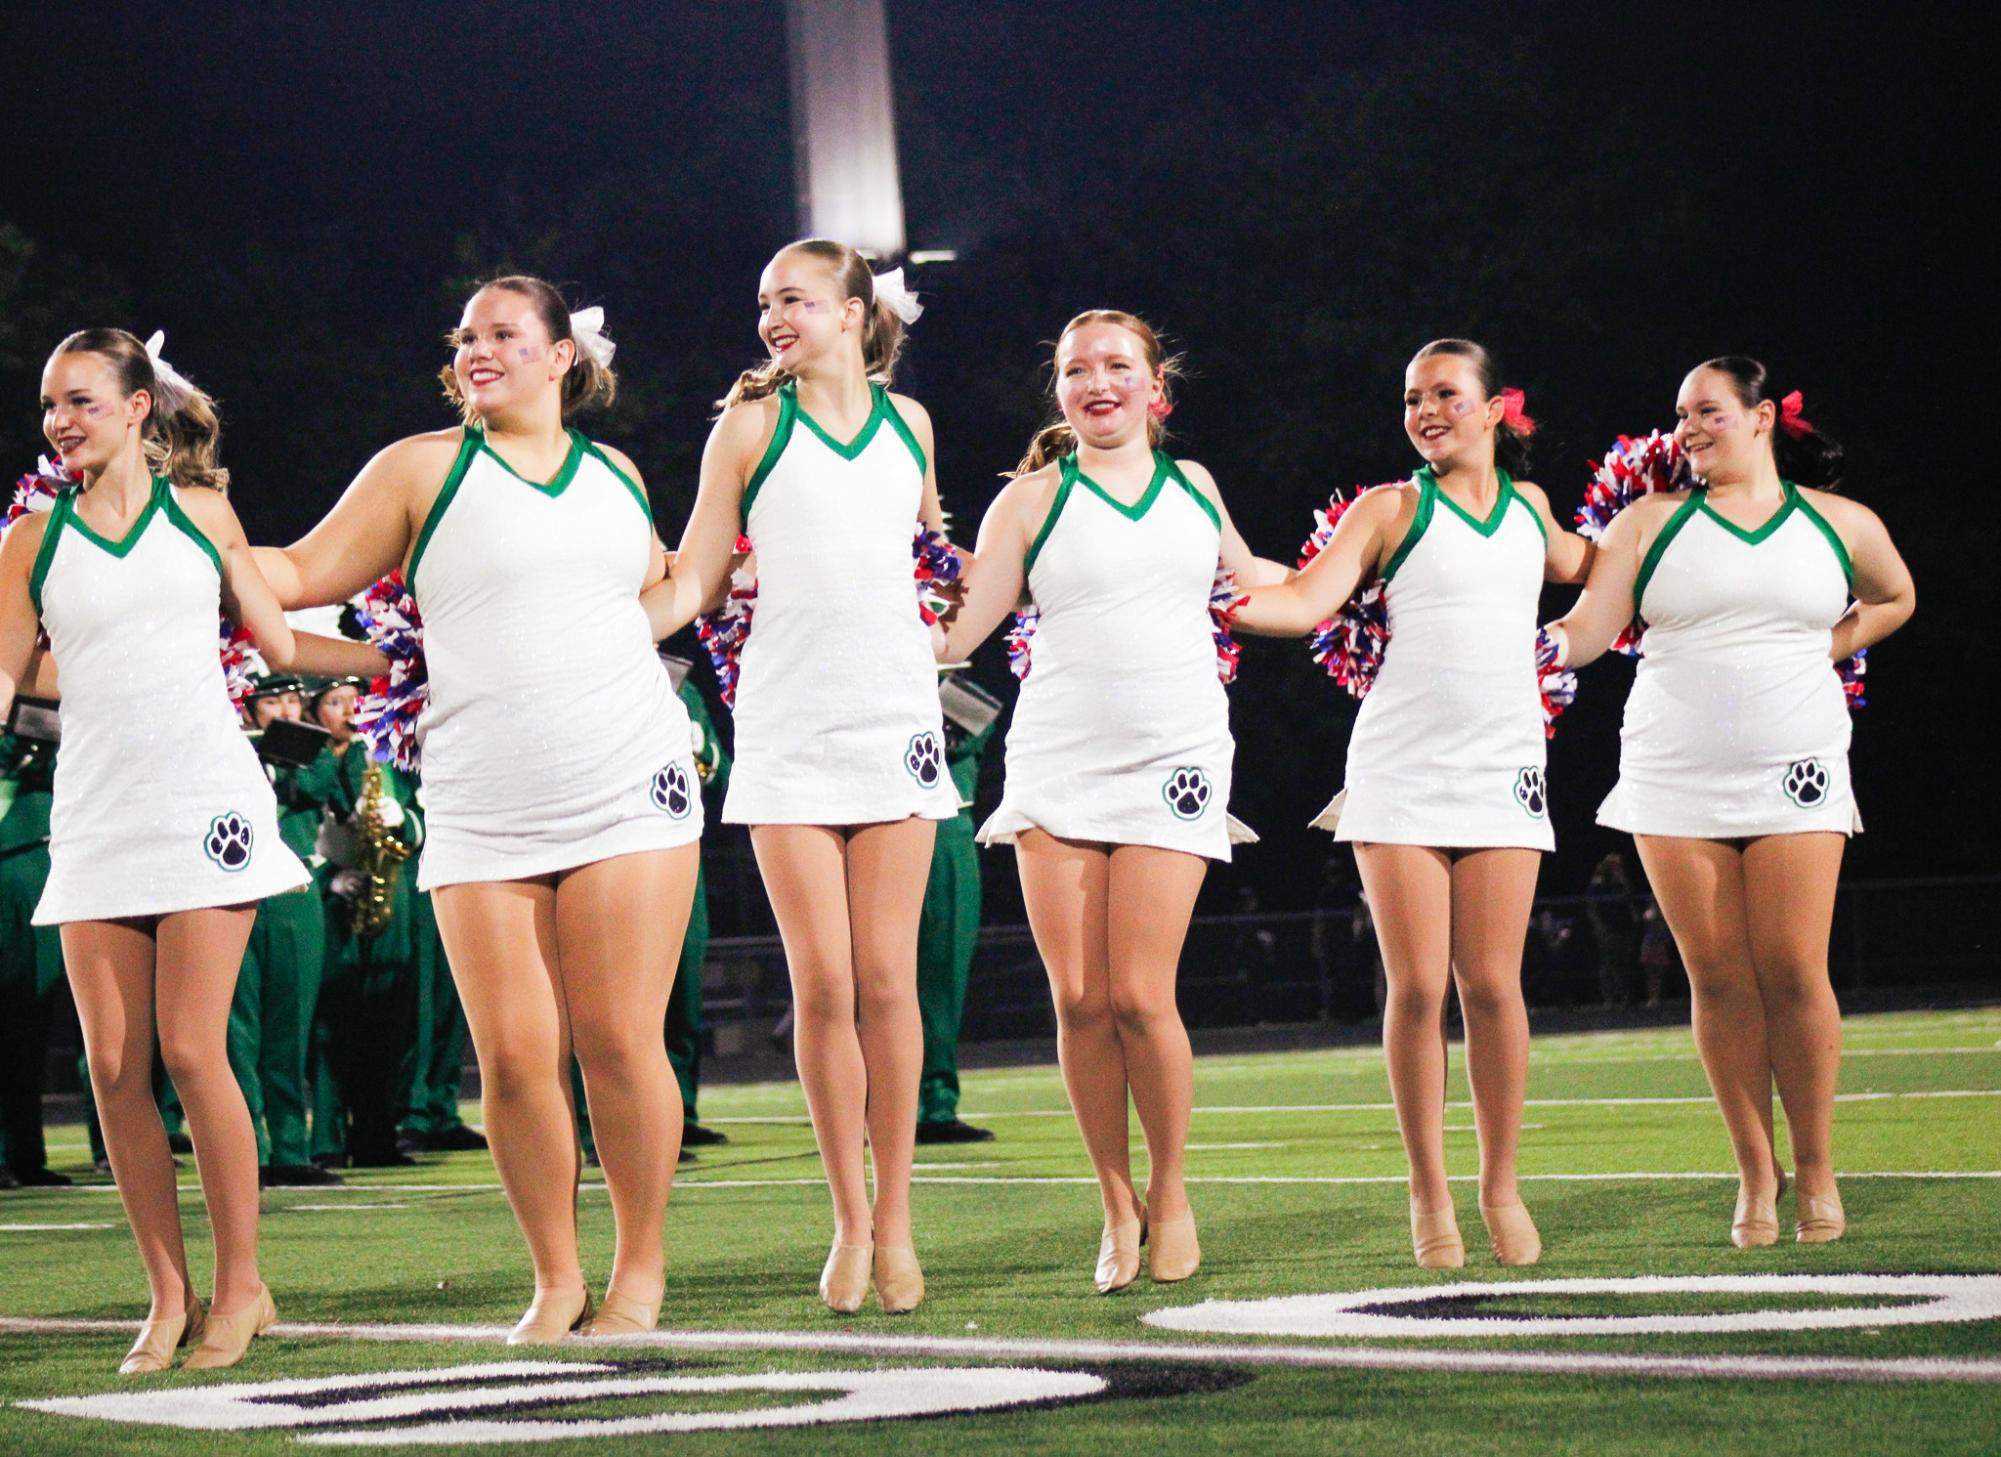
[
  {"xmin": 977, "ymin": 452, "xmax": 1242, "ymax": 861},
  {"xmin": 722, "ymin": 383, "xmax": 955, "ymax": 825},
  {"xmin": 406, "ymin": 427, "xmax": 701, "ymax": 890},
  {"xmin": 1598, "ymin": 484, "xmax": 1860, "ymax": 839},
  {"xmin": 29, "ymin": 478, "xmax": 308, "ymax": 923},
  {"xmin": 1331, "ymin": 469, "xmax": 1556, "ymax": 850}
]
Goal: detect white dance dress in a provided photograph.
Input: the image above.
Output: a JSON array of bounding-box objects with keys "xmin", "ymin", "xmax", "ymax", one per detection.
[
  {"xmin": 31, "ymin": 478, "xmax": 308, "ymax": 923},
  {"xmin": 722, "ymin": 382, "xmax": 957, "ymax": 826},
  {"xmin": 407, "ymin": 426, "xmax": 702, "ymax": 889},
  {"xmin": 1597, "ymin": 483, "xmax": 1860, "ymax": 839},
  {"xmin": 977, "ymin": 452, "xmax": 1243, "ymax": 861},
  {"xmin": 1327, "ymin": 468, "xmax": 1555, "ymax": 850}
]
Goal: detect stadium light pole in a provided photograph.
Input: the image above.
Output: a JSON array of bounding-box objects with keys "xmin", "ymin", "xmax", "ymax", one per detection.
[{"xmin": 784, "ymin": 0, "xmax": 908, "ymax": 259}]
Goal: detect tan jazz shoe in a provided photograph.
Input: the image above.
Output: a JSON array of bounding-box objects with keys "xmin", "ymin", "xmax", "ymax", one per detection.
[
  {"xmin": 1731, "ymin": 1188, "xmax": 1780, "ymax": 1248},
  {"xmin": 119, "ymin": 1296, "xmax": 205, "ymax": 1376},
  {"xmin": 1796, "ymin": 1191, "xmax": 1846, "ymax": 1244},
  {"xmin": 1479, "ymin": 1201, "xmax": 1543, "ymax": 1267},
  {"xmin": 1411, "ymin": 1202, "xmax": 1466, "ymax": 1268},
  {"xmin": 1095, "ymin": 1207, "xmax": 1146, "ymax": 1294},
  {"xmin": 1147, "ymin": 1213, "xmax": 1201, "ymax": 1283},
  {"xmin": 583, "ymin": 1285, "xmax": 661, "ymax": 1336},
  {"xmin": 506, "ymin": 1286, "xmax": 592, "ymax": 1346},
  {"xmin": 819, "ymin": 1243, "xmax": 873, "ymax": 1314},
  {"xmin": 181, "ymin": 1285, "xmax": 276, "ymax": 1371},
  {"xmin": 873, "ymin": 1245, "xmax": 925, "ymax": 1314}
]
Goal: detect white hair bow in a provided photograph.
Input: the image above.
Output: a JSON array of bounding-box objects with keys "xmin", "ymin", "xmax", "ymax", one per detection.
[
  {"xmin": 569, "ymin": 306, "xmax": 616, "ymax": 368},
  {"xmin": 143, "ymin": 331, "xmax": 195, "ymax": 412},
  {"xmin": 870, "ymin": 268, "xmax": 924, "ymax": 325}
]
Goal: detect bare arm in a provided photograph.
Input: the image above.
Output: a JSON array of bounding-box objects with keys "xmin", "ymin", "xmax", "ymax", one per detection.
[
  {"xmin": 1232, "ymin": 486, "xmax": 1406, "ymax": 637},
  {"xmin": 646, "ymin": 402, "xmax": 771, "ymax": 641},
  {"xmin": 1820, "ymin": 494, "xmax": 1915, "ymax": 659},
  {"xmin": 255, "ymin": 434, "xmax": 453, "ymax": 608},
  {"xmin": 0, "ymin": 516, "xmax": 47, "ymax": 718},
  {"xmin": 940, "ymin": 473, "xmax": 1045, "ymax": 662},
  {"xmin": 1177, "ymin": 459, "xmax": 1292, "ymax": 587},
  {"xmin": 1544, "ymin": 498, "xmax": 1660, "ymax": 668},
  {"xmin": 1514, "ymin": 479, "xmax": 1595, "ymax": 586},
  {"xmin": 181, "ymin": 488, "xmax": 299, "ymax": 667},
  {"xmin": 891, "ymin": 394, "xmax": 948, "ymax": 535}
]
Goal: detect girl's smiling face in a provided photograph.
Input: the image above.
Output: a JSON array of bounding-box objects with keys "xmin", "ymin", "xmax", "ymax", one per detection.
[
  {"xmin": 756, "ymin": 249, "xmax": 860, "ymax": 371},
  {"xmin": 1403, "ymin": 352, "xmax": 1501, "ymax": 470},
  {"xmin": 1055, "ymin": 321, "xmax": 1161, "ymax": 450},
  {"xmin": 40, "ymin": 351, "xmax": 145, "ymax": 476},
  {"xmin": 451, "ymin": 286, "xmax": 572, "ymax": 419}
]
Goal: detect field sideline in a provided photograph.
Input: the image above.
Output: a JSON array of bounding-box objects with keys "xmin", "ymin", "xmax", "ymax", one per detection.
[{"xmin": 2, "ymin": 1007, "xmax": 1997, "ymax": 1454}]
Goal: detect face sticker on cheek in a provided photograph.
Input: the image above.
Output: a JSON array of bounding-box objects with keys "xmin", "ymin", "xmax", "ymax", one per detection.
[
  {"xmin": 515, "ymin": 345, "xmax": 544, "ymax": 363},
  {"xmin": 1450, "ymin": 399, "xmax": 1473, "ymax": 417},
  {"xmin": 83, "ymin": 404, "xmax": 109, "ymax": 418},
  {"xmin": 1708, "ymin": 415, "xmax": 1739, "ymax": 432}
]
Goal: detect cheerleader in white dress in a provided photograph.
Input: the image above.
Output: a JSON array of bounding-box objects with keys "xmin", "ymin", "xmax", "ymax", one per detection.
[
  {"xmin": 255, "ymin": 277, "xmax": 700, "ymax": 1344},
  {"xmin": 943, "ymin": 311, "xmax": 1289, "ymax": 1293},
  {"xmin": 0, "ymin": 329, "xmax": 378, "ymax": 1374},
  {"xmin": 1548, "ymin": 356, "xmax": 1913, "ymax": 1248},
  {"xmin": 1236, "ymin": 340, "xmax": 1593, "ymax": 1270},
  {"xmin": 647, "ymin": 240, "xmax": 950, "ymax": 1316}
]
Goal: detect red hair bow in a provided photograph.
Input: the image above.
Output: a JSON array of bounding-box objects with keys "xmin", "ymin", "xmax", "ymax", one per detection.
[
  {"xmin": 1148, "ymin": 396, "xmax": 1175, "ymax": 421},
  {"xmin": 1500, "ymin": 387, "xmax": 1538, "ymax": 437},
  {"xmin": 1777, "ymin": 390, "xmax": 1814, "ymax": 437}
]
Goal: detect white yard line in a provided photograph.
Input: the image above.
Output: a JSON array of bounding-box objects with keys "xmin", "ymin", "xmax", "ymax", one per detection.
[
  {"xmin": 23, "ymin": 1169, "xmax": 2001, "ymax": 1196},
  {"xmin": 0, "ymin": 1315, "xmax": 1994, "ymax": 1386}
]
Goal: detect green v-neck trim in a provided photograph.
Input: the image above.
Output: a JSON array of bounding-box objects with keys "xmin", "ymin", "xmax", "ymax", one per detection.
[
  {"xmin": 473, "ymin": 425, "xmax": 587, "ymax": 497},
  {"xmin": 1422, "ymin": 466, "xmax": 1517, "ymax": 537},
  {"xmin": 790, "ymin": 380, "xmax": 890, "ymax": 461},
  {"xmin": 67, "ymin": 477, "xmax": 164, "ymax": 557},
  {"xmin": 1633, "ymin": 493, "xmax": 1703, "ymax": 611},
  {"xmin": 1696, "ymin": 483, "xmax": 1797, "ymax": 545},
  {"xmin": 1066, "ymin": 451, "xmax": 1169, "ymax": 523}
]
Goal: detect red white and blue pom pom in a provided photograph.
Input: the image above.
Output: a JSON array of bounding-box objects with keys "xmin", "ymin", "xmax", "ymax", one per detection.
[
  {"xmin": 1301, "ymin": 485, "xmax": 1393, "ymax": 700},
  {"xmin": 1211, "ymin": 564, "xmax": 1247, "ymax": 685},
  {"xmin": 1006, "ymin": 608, "xmax": 1038, "ymax": 681},
  {"xmin": 1535, "ymin": 626, "xmax": 1577, "ymax": 738},
  {"xmin": 1575, "ymin": 430, "xmax": 1690, "ymax": 542},
  {"xmin": 218, "ymin": 619, "xmax": 258, "ymax": 706},
  {"xmin": 1577, "ymin": 432, "xmax": 1691, "ymax": 656},
  {"xmin": 349, "ymin": 570, "xmax": 428, "ymax": 771},
  {"xmin": 1838, "ymin": 646, "xmax": 1867, "ymax": 711},
  {"xmin": 913, "ymin": 526, "xmax": 962, "ymax": 626},
  {"xmin": 694, "ymin": 535, "xmax": 757, "ymax": 709},
  {"xmin": 8, "ymin": 457, "xmax": 69, "ymax": 530}
]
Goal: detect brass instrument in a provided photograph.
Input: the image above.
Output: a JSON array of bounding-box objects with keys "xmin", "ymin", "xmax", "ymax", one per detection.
[{"xmin": 350, "ymin": 760, "xmax": 412, "ymax": 937}]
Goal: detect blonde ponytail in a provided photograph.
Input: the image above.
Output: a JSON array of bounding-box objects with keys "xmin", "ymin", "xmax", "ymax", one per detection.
[{"xmin": 715, "ymin": 239, "xmax": 911, "ymax": 414}]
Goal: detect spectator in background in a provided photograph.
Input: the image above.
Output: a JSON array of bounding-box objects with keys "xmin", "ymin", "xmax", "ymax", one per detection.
[
  {"xmin": 1639, "ymin": 898, "xmax": 1680, "ymax": 1007},
  {"xmin": 1585, "ymin": 852, "xmax": 1642, "ymax": 1009}
]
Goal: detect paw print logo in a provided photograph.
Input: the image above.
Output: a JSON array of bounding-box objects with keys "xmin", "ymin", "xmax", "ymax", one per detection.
[
  {"xmin": 1514, "ymin": 766, "xmax": 1547, "ymax": 819},
  {"xmin": 204, "ymin": 811, "xmax": 254, "ymax": 872},
  {"xmin": 1161, "ymin": 767, "xmax": 1212, "ymax": 821},
  {"xmin": 905, "ymin": 731, "xmax": 942, "ymax": 788},
  {"xmin": 650, "ymin": 762, "xmax": 693, "ymax": 819},
  {"xmin": 1783, "ymin": 757, "xmax": 1828, "ymax": 808}
]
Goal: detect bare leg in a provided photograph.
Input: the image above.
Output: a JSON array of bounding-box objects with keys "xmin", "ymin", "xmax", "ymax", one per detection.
[
  {"xmin": 1015, "ymin": 832, "xmax": 1137, "ymax": 1226},
  {"xmin": 1446, "ymin": 849, "xmax": 1541, "ymax": 1208},
  {"xmin": 1742, "ymin": 833, "xmax": 1846, "ymax": 1203},
  {"xmin": 1105, "ymin": 845, "xmax": 1206, "ymax": 1222},
  {"xmin": 1354, "ymin": 844, "xmax": 1456, "ymax": 1212},
  {"xmin": 62, "ymin": 920, "xmax": 194, "ymax": 1322},
  {"xmin": 752, "ymin": 825, "xmax": 870, "ymax": 1245},
  {"xmin": 558, "ymin": 847, "xmax": 699, "ymax": 1306},
  {"xmin": 845, "ymin": 817, "xmax": 936, "ymax": 1250},
  {"xmin": 1634, "ymin": 836, "xmax": 1778, "ymax": 1202},
  {"xmin": 153, "ymin": 907, "xmax": 262, "ymax": 1313},
  {"xmin": 433, "ymin": 879, "xmax": 584, "ymax": 1303}
]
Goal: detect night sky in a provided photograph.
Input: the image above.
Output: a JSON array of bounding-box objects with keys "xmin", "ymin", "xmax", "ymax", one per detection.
[{"xmin": 2, "ymin": 2, "xmax": 1986, "ymax": 924}]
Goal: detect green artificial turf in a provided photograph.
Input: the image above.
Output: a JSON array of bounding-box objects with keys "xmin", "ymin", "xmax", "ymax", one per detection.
[{"xmin": 2, "ymin": 1007, "xmax": 1997, "ymax": 1454}]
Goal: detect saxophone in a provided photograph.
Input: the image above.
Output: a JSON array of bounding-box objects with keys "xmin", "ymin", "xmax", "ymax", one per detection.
[{"xmin": 350, "ymin": 760, "xmax": 412, "ymax": 937}]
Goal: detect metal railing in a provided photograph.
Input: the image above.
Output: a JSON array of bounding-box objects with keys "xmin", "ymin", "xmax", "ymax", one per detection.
[{"xmin": 693, "ymin": 874, "xmax": 2001, "ymax": 1045}]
